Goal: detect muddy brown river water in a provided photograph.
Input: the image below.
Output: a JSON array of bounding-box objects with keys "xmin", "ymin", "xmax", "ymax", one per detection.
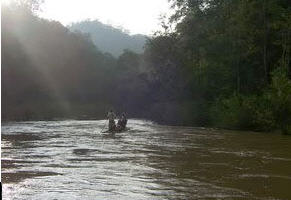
[{"xmin": 1, "ymin": 120, "xmax": 291, "ymax": 199}]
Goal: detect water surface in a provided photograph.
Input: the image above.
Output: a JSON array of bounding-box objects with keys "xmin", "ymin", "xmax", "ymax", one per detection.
[{"xmin": 2, "ymin": 120, "xmax": 291, "ymax": 199}]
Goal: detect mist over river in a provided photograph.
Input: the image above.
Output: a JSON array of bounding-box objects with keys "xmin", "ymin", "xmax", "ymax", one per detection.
[{"xmin": 2, "ymin": 120, "xmax": 291, "ymax": 200}]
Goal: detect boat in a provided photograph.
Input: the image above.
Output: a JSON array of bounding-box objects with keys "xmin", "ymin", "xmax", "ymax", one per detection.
[
  {"xmin": 102, "ymin": 117, "xmax": 128, "ymax": 134},
  {"xmin": 102, "ymin": 127, "xmax": 129, "ymax": 134}
]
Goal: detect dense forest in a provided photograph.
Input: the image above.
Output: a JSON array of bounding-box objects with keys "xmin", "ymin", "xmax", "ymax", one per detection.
[
  {"xmin": 69, "ymin": 20, "xmax": 146, "ymax": 57},
  {"xmin": 2, "ymin": 0, "xmax": 291, "ymax": 134}
]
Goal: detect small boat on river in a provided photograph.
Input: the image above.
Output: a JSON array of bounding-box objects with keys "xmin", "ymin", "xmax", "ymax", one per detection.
[
  {"xmin": 105, "ymin": 111, "xmax": 128, "ymax": 133},
  {"xmin": 102, "ymin": 127, "xmax": 129, "ymax": 133}
]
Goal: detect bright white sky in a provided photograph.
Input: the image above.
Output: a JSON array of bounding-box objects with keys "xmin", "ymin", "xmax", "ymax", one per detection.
[{"xmin": 37, "ymin": 0, "xmax": 172, "ymax": 35}]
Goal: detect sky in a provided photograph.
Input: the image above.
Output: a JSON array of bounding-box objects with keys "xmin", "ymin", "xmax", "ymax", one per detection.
[{"xmin": 37, "ymin": 0, "xmax": 173, "ymax": 35}]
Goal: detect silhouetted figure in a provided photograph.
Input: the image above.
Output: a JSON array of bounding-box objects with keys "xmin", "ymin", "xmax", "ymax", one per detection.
[
  {"xmin": 107, "ymin": 110, "xmax": 116, "ymax": 131},
  {"xmin": 117, "ymin": 113, "xmax": 127, "ymax": 130}
]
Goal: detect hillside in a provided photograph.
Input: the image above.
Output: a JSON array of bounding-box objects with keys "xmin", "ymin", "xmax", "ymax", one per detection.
[{"xmin": 68, "ymin": 20, "xmax": 147, "ymax": 57}]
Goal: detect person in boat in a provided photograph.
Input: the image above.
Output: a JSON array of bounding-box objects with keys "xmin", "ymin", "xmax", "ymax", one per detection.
[
  {"xmin": 107, "ymin": 110, "xmax": 116, "ymax": 131},
  {"xmin": 117, "ymin": 113, "xmax": 127, "ymax": 131},
  {"xmin": 117, "ymin": 113, "xmax": 127, "ymax": 130},
  {"xmin": 120, "ymin": 113, "xmax": 127, "ymax": 129}
]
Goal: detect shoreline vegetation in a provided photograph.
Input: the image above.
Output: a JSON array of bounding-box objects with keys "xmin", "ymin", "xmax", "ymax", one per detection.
[{"xmin": 2, "ymin": 0, "xmax": 291, "ymax": 134}]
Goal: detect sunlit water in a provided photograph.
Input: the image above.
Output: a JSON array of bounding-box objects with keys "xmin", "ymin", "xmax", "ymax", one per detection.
[{"xmin": 2, "ymin": 120, "xmax": 291, "ymax": 200}]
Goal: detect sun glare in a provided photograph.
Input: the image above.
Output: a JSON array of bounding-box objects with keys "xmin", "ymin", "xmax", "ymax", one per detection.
[
  {"xmin": 1, "ymin": 0, "xmax": 12, "ymax": 5},
  {"xmin": 38, "ymin": 0, "xmax": 172, "ymax": 35}
]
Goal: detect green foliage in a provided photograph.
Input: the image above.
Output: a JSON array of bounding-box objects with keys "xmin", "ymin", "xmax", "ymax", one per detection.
[
  {"xmin": 268, "ymin": 68, "xmax": 291, "ymax": 134},
  {"xmin": 210, "ymin": 68, "xmax": 291, "ymax": 134},
  {"xmin": 1, "ymin": 2, "xmax": 148, "ymax": 121},
  {"xmin": 2, "ymin": 0, "xmax": 291, "ymax": 135},
  {"xmin": 250, "ymin": 94, "xmax": 276, "ymax": 131},
  {"xmin": 210, "ymin": 94, "xmax": 254, "ymax": 130},
  {"xmin": 142, "ymin": 0, "xmax": 291, "ymax": 132}
]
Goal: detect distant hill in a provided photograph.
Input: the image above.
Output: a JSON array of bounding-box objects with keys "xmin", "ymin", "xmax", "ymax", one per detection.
[{"xmin": 68, "ymin": 20, "xmax": 147, "ymax": 57}]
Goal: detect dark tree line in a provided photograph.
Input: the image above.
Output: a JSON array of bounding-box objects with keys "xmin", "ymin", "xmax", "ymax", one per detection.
[
  {"xmin": 2, "ymin": 1, "xmax": 116, "ymax": 120},
  {"xmin": 144, "ymin": 0, "xmax": 291, "ymax": 133},
  {"xmin": 2, "ymin": 0, "xmax": 291, "ymax": 134}
]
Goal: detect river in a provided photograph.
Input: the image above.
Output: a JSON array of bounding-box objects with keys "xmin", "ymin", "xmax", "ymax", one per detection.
[{"xmin": 1, "ymin": 120, "xmax": 291, "ymax": 199}]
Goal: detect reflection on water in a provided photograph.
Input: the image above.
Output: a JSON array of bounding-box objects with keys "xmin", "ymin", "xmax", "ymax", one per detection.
[{"xmin": 2, "ymin": 120, "xmax": 291, "ymax": 199}]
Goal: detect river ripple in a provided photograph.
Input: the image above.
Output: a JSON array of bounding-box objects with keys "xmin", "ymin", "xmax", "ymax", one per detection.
[{"xmin": 2, "ymin": 120, "xmax": 291, "ymax": 200}]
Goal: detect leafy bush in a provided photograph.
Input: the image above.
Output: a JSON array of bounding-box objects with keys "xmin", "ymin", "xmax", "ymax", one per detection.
[
  {"xmin": 210, "ymin": 94, "xmax": 255, "ymax": 130},
  {"xmin": 210, "ymin": 68, "xmax": 291, "ymax": 134},
  {"xmin": 267, "ymin": 68, "xmax": 291, "ymax": 134}
]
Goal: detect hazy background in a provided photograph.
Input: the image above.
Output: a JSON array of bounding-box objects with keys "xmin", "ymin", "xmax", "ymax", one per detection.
[
  {"xmin": 38, "ymin": 0, "xmax": 172, "ymax": 35},
  {"xmin": 2, "ymin": 0, "xmax": 291, "ymax": 134}
]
